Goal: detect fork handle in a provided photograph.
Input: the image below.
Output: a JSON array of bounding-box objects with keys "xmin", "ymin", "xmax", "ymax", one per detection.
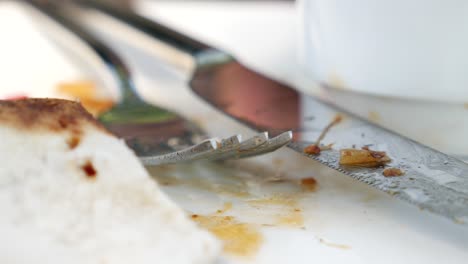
[{"xmin": 78, "ymin": 0, "xmax": 234, "ymax": 74}]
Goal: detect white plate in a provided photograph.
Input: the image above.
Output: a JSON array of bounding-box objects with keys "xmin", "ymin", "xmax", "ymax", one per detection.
[{"xmin": 2, "ymin": 1, "xmax": 468, "ymax": 264}]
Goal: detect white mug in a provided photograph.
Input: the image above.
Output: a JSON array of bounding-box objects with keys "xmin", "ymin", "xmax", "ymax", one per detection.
[{"xmin": 299, "ymin": 0, "xmax": 468, "ymax": 102}]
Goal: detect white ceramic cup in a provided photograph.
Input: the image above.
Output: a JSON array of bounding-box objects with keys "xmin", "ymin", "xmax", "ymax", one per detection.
[{"xmin": 299, "ymin": 0, "xmax": 468, "ymax": 103}]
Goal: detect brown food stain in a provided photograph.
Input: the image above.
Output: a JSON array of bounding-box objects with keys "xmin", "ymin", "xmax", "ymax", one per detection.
[
  {"xmin": 57, "ymin": 80, "xmax": 114, "ymax": 116},
  {"xmin": 303, "ymin": 114, "xmax": 342, "ymax": 156},
  {"xmin": 304, "ymin": 144, "xmax": 321, "ymax": 155},
  {"xmin": 151, "ymin": 164, "xmax": 318, "ymax": 233},
  {"xmin": 368, "ymin": 111, "xmax": 380, "ymax": 123},
  {"xmin": 67, "ymin": 136, "xmax": 81, "ymax": 149},
  {"xmin": 81, "ymin": 161, "xmax": 97, "ymax": 179},
  {"xmin": 301, "ymin": 177, "xmax": 318, "ymax": 192},
  {"xmin": 319, "ymin": 238, "xmax": 351, "ymax": 250},
  {"xmin": 247, "ymin": 180, "xmax": 313, "ymax": 228},
  {"xmin": 276, "ymin": 209, "xmax": 304, "ymax": 227},
  {"xmin": 191, "ymin": 215, "xmax": 262, "ymax": 257},
  {"xmin": 216, "ymin": 202, "xmax": 233, "ymax": 214},
  {"xmin": 382, "ymin": 167, "xmax": 404, "ymax": 177},
  {"xmin": 247, "ymin": 194, "xmax": 298, "ymax": 208}
]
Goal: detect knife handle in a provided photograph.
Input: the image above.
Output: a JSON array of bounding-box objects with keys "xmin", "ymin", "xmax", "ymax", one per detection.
[{"xmin": 77, "ymin": 0, "xmax": 234, "ymax": 75}]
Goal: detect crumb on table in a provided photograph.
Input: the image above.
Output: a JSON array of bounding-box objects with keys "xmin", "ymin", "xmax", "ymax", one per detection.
[
  {"xmin": 304, "ymin": 144, "xmax": 321, "ymax": 155},
  {"xmin": 303, "ymin": 115, "xmax": 342, "ymax": 155},
  {"xmin": 300, "ymin": 177, "xmax": 318, "ymax": 191},
  {"xmin": 339, "ymin": 147, "xmax": 391, "ymax": 167},
  {"xmin": 382, "ymin": 168, "xmax": 404, "ymax": 177}
]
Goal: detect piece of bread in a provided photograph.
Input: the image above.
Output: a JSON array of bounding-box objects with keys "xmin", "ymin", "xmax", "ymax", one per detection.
[{"xmin": 0, "ymin": 99, "xmax": 219, "ymax": 264}]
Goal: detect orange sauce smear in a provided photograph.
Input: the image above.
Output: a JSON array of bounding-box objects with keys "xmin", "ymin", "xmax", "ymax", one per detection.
[
  {"xmin": 56, "ymin": 80, "xmax": 114, "ymax": 116},
  {"xmin": 191, "ymin": 214, "xmax": 262, "ymax": 257}
]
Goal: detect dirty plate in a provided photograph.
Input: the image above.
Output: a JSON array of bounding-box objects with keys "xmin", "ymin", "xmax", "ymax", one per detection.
[{"xmin": 2, "ymin": 1, "xmax": 468, "ymax": 264}]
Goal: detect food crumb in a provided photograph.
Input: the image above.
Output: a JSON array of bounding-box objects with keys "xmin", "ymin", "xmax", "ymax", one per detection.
[
  {"xmin": 303, "ymin": 114, "xmax": 342, "ymax": 155},
  {"xmin": 339, "ymin": 147, "xmax": 391, "ymax": 167},
  {"xmin": 383, "ymin": 168, "xmax": 404, "ymax": 177},
  {"xmin": 303, "ymin": 144, "xmax": 321, "ymax": 155},
  {"xmin": 300, "ymin": 177, "xmax": 318, "ymax": 192}
]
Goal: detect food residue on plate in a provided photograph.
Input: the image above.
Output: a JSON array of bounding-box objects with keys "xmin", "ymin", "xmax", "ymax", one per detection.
[
  {"xmin": 304, "ymin": 114, "xmax": 342, "ymax": 155},
  {"xmin": 276, "ymin": 209, "xmax": 305, "ymax": 228},
  {"xmin": 339, "ymin": 146, "xmax": 391, "ymax": 167},
  {"xmin": 319, "ymin": 238, "xmax": 351, "ymax": 250},
  {"xmin": 247, "ymin": 194, "xmax": 298, "ymax": 208},
  {"xmin": 303, "ymin": 144, "xmax": 322, "ymax": 155},
  {"xmin": 191, "ymin": 214, "xmax": 262, "ymax": 257},
  {"xmin": 246, "ymin": 183, "xmax": 311, "ymax": 228},
  {"xmin": 382, "ymin": 167, "xmax": 404, "ymax": 177},
  {"xmin": 300, "ymin": 177, "xmax": 318, "ymax": 192},
  {"xmin": 56, "ymin": 80, "xmax": 114, "ymax": 116},
  {"xmin": 216, "ymin": 202, "xmax": 233, "ymax": 214},
  {"xmin": 150, "ymin": 163, "xmax": 320, "ymax": 256}
]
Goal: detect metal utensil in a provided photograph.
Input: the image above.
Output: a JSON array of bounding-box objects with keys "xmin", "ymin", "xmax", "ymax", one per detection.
[
  {"xmin": 73, "ymin": 0, "xmax": 468, "ymax": 224},
  {"xmin": 25, "ymin": 0, "xmax": 292, "ymax": 166}
]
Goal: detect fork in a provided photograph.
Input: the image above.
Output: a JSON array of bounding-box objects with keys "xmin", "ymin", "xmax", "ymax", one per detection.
[{"xmin": 27, "ymin": 0, "xmax": 292, "ymax": 166}]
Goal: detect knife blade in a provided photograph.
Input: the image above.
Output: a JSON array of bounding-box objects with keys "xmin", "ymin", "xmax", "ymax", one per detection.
[{"xmin": 74, "ymin": 0, "xmax": 468, "ymax": 224}]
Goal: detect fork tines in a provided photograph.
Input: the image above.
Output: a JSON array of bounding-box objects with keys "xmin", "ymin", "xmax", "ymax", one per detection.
[{"xmin": 140, "ymin": 131, "xmax": 293, "ymax": 166}]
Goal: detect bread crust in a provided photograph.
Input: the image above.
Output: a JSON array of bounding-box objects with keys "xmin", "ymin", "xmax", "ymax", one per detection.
[{"xmin": 0, "ymin": 98, "xmax": 108, "ymax": 134}]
